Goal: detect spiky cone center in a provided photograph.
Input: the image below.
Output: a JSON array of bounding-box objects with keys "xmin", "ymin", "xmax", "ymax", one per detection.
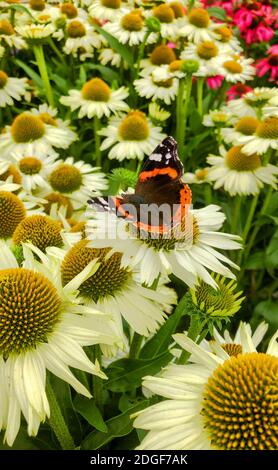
[
  {"xmin": 192, "ymin": 278, "xmax": 243, "ymax": 317},
  {"xmin": 67, "ymin": 20, "xmax": 86, "ymax": 38},
  {"xmin": 197, "ymin": 41, "xmax": 218, "ymax": 60},
  {"xmin": 169, "ymin": 59, "xmax": 183, "ymax": 72},
  {"xmin": 202, "ymin": 353, "xmax": 278, "ymax": 450},
  {"xmin": 153, "ymin": 4, "xmax": 175, "ymax": 23},
  {"xmin": 61, "ymin": 240, "xmax": 130, "ymax": 302},
  {"xmin": 0, "ymin": 268, "xmax": 61, "ymax": 356},
  {"xmin": 0, "ymin": 71, "xmax": 8, "ymax": 89},
  {"xmin": 268, "ymin": 54, "xmax": 278, "ymax": 66},
  {"xmin": 0, "ymin": 19, "xmax": 15, "ymax": 35},
  {"xmin": 152, "ymin": 77, "xmax": 173, "ymax": 88},
  {"xmin": 39, "ymin": 112, "xmax": 58, "ymax": 126},
  {"xmin": 214, "ymin": 26, "xmax": 232, "ymax": 42},
  {"xmin": 60, "ymin": 3, "xmax": 78, "ymax": 19},
  {"xmin": 30, "ymin": 0, "xmax": 45, "ymax": 11},
  {"xmin": 12, "ymin": 215, "xmax": 63, "ymax": 252},
  {"xmin": 137, "ymin": 214, "xmax": 199, "ymax": 252},
  {"xmin": 235, "ymin": 116, "xmax": 259, "ymax": 135},
  {"xmin": 119, "ymin": 111, "xmax": 149, "ymax": 141},
  {"xmin": 223, "ymin": 60, "xmax": 243, "ymax": 74},
  {"xmin": 0, "ymin": 191, "xmax": 26, "ymax": 239},
  {"xmin": 121, "ymin": 12, "xmax": 144, "ymax": 31},
  {"xmin": 101, "ymin": 0, "xmax": 121, "ymax": 8},
  {"xmin": 188, "ymin": 8, "xmax": 210, "ymax": 28},
  {"xmin": 169, "ymin": 2, "xmax": 185, "ymax": 18},
  {"xmin": 0, "ymin": 165, "xmax": 22, "ymax": 185},
  {"xmin": 11, "ymin": 114, "xmax": 45, "ymax": 143},
  {"xmin": 150, "ymin": 45, "xmax": 176, "ymax": 65},
  {"xmin": 69, "ymin": 220, "xmax": 86, "ymax": 238},
  {"xmin": 226, "ymin": 146, "xmax": 261, "ymax": 171},
  {"xmin": 82, "ymin": 77, "xmax": 111, "ymax": 102},
  {"xmin": 44, "ymin": 192, "xmax": 73, "ymax": 218},
  {"xmin": 19, "ymin": 157, "xmax": 42, "ymax": 175},
  {"xmin": 256, "ymin": 117, "xmax": 278, "ymax": 139},
  {"xmin": 49, "ymin": 164, "xmax": 82, "ymax": 193}
]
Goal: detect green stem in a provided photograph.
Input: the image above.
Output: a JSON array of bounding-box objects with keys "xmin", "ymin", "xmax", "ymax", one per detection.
[
  {"xmin": 47, "ymin": 38, "xmax": 66, "ymax": 65},
  {"xmin": 204, "ymin": 184, "xmax": 212, "ymax": 205},
  {"xmin": 177, "ymin": 315, "xmax": 202, "ymax": 365},
  {"xmin": 242, "ymin": 186, "xmax": 273, "ymax": 266},
  {"xmin": 129, "ymin": 332, "xmax": 143, "ymax": 359},
  {"xmin": 188, "ymin": 0, "xmax": 196, "ymax": 12},
  {"xmin": 237, "ymin": 194, "xmax": 259, "ymax": 266},
  {"xmin": 231, "ymin": 195, "xmax": 242, "ymax": 235},
  {"xmin": 92, "ymin": 345, "xmax": 103, "ymax": 412},
  {"xmin": 176, "ymin": 74, "xmax": 193, "ymax": 159},
  {"xmin": 197, "ymin": 77, "xmax": 204, "ymax": 116},
  {"xmin": 94, "ymin": 115, "xmax": 101, "ymax": 167},
  {"xmin": 135, "ymin": 32, "xmax": 150, "ymax": 80},
  {"xmin": 33, "ymin": 44, "xmax": 54, "ymax": 107},
  {"xmin": 46, "ymin": 377, "xmax": 75, "ymax": 450}
]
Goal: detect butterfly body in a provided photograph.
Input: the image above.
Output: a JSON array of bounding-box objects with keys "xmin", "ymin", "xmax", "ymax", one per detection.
[{"xmin": 89, "ymin": 137, "xmax": 191, "ymax": 234}]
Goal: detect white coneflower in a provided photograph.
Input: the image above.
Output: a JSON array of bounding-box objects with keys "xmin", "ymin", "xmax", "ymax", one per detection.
[
  {"xmin": 181, "ymin": 40, "xmax": 226, "ymax": 77},
  {"xmin": 211, "ymin": 24, "xmax": 242, "ymax": 53},
  {"xmin": 63, "ymin": 19, "xmax": 104, "ymax": 59},
  {"xmin": 0, "ymin": 112, "xmax": 77, "ymax": 158},
  {"xmin": 47, "ymin": 157, "xmax": 108, "ymax": 208},
  {"xmin": 0, "ymin": 242, "xmax": 117, "ymax": 446},
  {"xmin": 226, "ymin": 87, "xmax": 278, "ymax": 118},
  {"xmin": 15, "ymin": 23, "xmax": 55, "ymax": 41},
  {"xmin": 98, "ymin": 48, "xmax": 123, "ymax": 68},
  {"xmin": 150, "ymin": 3, "xmax": 180, "ymax": 39},
  {"xmin": 57, "ymin": 240, "xmax": 177, "ymax": 346},
  {"xmin": 103, "ymin": 11, "xmax": 157, "ymax": 46},
  {"xmin": 133, "ymin": 322, "xmax": 278, "ymax": 450},
  {"xmin": 60, "ymin": 77, "xmax": 129, "ymax": 119},
  {"xmin": 87, "ymin": 203, "xmax": 241, "ymax": 288},
  {"xmin": 29, "ymin": 103, "xmax": 77, "ymax": 144},
  {"xmin": 89, "ymin": 0, "xmax": 125, "ymax": 21},
  {"xmin": 235, "ymin": 116, "xmax": 278, "ymax": 156},
  {"xmin": 134, "ymin": 69, "xmax": 178, "ymax": 105},
  {"xmin": 149, "ymin": 102, "xmax": 171, "ymax": 123},
  {"xmin": 98, "ymin": 110, "xmax": 166, "ymax": 160},
  {"xmin": 183, "ymin": 168, "xmax": 210, "ymax": 185},
  {"xmin": 180, "ymin": 8, "xmax": 214, "ymax": 43},
  {"xmin": 221, "ymin": 115, "xmax": 259, "ymax": 145},
  {"xmin": 0, "ymin": 18, "xmax": 26, "ymax": 49},
  {"xmin": 0, "ymin": 70, "xmax": 30, "ymax": 107},
  {"xmin": 140, "ymin": 44, "xmax": 177, "ymax": 77},
  {"xmin": 203, "ymin": 109, "xmax": 232, "ymax": 128},
  {"xmin": 219, "ymin": 56, "xmax": 255, "ymax": 83},
  {"xmin": 207, "ymin": 145, "xmax": 278, "ymax": 196}
]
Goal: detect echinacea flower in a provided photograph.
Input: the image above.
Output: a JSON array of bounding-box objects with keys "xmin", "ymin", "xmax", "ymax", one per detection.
[
  {"xmin": 133, "ymin": 322, "xmax": 278, "ymax": 450},
  {"xmin": 226, "ymin": 87, "xmax": 278, "ymax": 118},
  {"xmin": 207, "ymin": 145, "xmax": 278, "ymax": 196},
  {"xmin": 134, "ymin": 69, "xmax": 178, "ymax": 105},
  {"xmin": 54, "ymin": 240, "xmax": 177, "ymax": 347},
  {"xmin": 226, "ymin": 83, "xmax": 252, "ymax": 100},
  {"xmin": 221, "ymin": 115, "xmax": 260, "ymax": 145},
  {"xmin": 180, "ymin": 8, "xmax": 214, "ymax": 43},
  {"xmin": 89, "ymin": 0, "xmax": 124, "ymax": 21},
  {"xmin": 103, "ymin": 11, "xmax": 157, "ymax": 46},
  {"xmin": 151, "ymin": 3, "xmax": 180, "ymax": 39},
  {"xmin": 0, "ymin": 112, "xmax": 77, "ymax": 158},
  {"xmin": 183, "ymin": 168, "xmax": 210, "ymax": 185},
  {"xmin": 236, "ymin": 116, "xmax": 278, "ymax": 156},
  {"xmin": 60, "ymin": 78, "xmax": 129, "ymax": 119},
  {"xmin": 63, "ymin": 19, "xmax": 104, "ymax": 59},
  {"xmin": 47, "ymin": 157, "xmax": 108, "ymax": 208},
  {"xmin": 29, "ymin": 103, "xmax": 77, "ymax": 144},
  {"xmin": 140, "ymin": 44, "xmax": 177, "ymax": 77},
  {"xmin": 0, "ymin": 18, "xmax": 26, "ymax": 49},
  {"xmin": 256, "ymin": 45, "xmax": 278, "ymax": 84},
  {"xmin": 181, "ymin": 40, "xmax": 226, "ymax": 77},
  {"xmin": 0, "ymin": 242, "xmax": 117, "ymax": 446},
  {"xmin": 98, "ymin": 110, "xmax": 166, "ymax": 160},
  {"xmin": 0, "ymin": 70, "xmax": 30, "ymax": 107},
  {"xmin": 219, "ymin": 56, "xmax": 255, "ymax": 83},
  {"xmin": 87, "ymin": 203, "xmax": 241, "ymax": 289}
]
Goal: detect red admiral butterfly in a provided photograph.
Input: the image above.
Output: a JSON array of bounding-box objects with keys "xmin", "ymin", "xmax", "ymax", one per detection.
[{"xmin": 89, "ymin": 136, "xmax": 191, "ymax": 235}]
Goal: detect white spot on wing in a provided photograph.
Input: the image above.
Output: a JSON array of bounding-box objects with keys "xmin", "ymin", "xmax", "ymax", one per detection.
[{"xmin": 149, "ymin": 153, "xmax": 162, "ymax": 161}]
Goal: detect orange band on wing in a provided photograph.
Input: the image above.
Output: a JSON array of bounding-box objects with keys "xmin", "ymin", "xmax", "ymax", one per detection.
[{"xmin": 139, "ymin": 167, "xmax": 178, "ymax": 182}]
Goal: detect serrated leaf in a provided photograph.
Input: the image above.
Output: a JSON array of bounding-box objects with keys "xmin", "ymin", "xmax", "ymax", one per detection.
[
  {"xmin": 80, "ymin": 400, "xmax": 149, "ymax": 450},
  {"xmin": 140, "ymin": 294, "xmax": 189, "ymax": 359},
  {"xmin": 74, "ymin": 396, "xmax": 107, "ymax": 433},
  {"xmin": 92, "ymin": 24, "xmax": 133, "ymax": 67},
  {"xmin": 105, "ymin": 351, "xmax": 172, "ymax": 392}
]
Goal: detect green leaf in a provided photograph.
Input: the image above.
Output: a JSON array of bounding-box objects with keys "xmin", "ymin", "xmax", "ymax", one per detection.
[
  {"xmin": 254, "ymin": 300, "xmax": 278, "ymax": 328},
  {"xmin": 74, "ymin": 396, "xmax": 107, "ymax": 433},
  {"xmin": 84, "ymin": 64, "xmax": 121, "ymax": 85},
  {"xmin": 207, "ymin": 7, "xmax": 227, "ymax": 20},
  {"xmin": 80, "ymin": 400, "xmax": 149, "ymax": 450},
  {"xmin": 92, "ymin": 24, "xmax": 133, "ymax": 67},
  {"xmin": 245, "ymin": 251, "xmax": 265, "ymax": 270},
  {"xmin": 264, "ymin": 192, "xmax": 278, "ymax": 216},
  {"xmin": 265, "ymin": 230, "xmax": 278, "ymax": 269},
  {"xmin": 105, "ymin": 351, "xmax": 172, "ymax": 392},
  {"xmin": 140, "ymin": 294, "xmax": 189, "ymax": 359},
  {"xmin": 5, "ymin": 4, "xmax": 36, "ymax": 20},
  {"xmin": 14, "ymin": 59, "xmax": 43, "ymax": 88}
]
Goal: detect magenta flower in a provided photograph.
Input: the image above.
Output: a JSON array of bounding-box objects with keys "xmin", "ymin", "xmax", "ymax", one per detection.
[
  {"xmin": 206, "ymin": 75, "xmax": 224, "ymax": 89},
  {"xmin": 227, "ymin": 83, "xmax": 253, "ymax": 100},
  {"xmin": 256, "ymin": 45, "xmax": 278, "ymax": 84}
]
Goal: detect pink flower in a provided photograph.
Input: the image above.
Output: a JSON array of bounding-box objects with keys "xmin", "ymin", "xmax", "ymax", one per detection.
[
  {"xmin": 233, "ymin": 2, "xmax": 278, "ymax": 44},
  {"xmin": 256, "ymin": 47, "xmax": 278, "ymax": 83},
  {"xmin": 201, "ymin": 0, "xmax": 235, "ymax": 17},
  {"xmin": 167, "ymin": 42, "xmax": 176, "ymax": 49},
  {"xmin": 207, "ymin": 75, "xmax": 224, "ymax": 89},
  {"xmin": 227, "ymin": 83, "xmax": 253, "ymax": 100}
]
